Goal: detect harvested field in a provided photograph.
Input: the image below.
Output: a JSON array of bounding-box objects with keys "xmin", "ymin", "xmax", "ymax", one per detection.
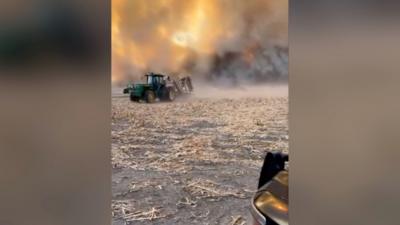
[{"xmin": 112, "ymin": 85, "xmax": 288, "ymax": 225}]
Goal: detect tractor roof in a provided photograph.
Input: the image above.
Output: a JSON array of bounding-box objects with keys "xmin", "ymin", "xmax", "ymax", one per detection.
[{"xmin": 145, "ymin": 73, "xmax": 165, "ymax": 77}]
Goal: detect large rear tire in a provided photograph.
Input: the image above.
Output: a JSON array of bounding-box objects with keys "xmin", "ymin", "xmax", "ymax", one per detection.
[
  {"xmin": 145, "ymin": 90, "xmax": 155, "ymax": 103},
  {"xmin": 167, "ymin": 88, "xmax": 176, "ymax": 101}
]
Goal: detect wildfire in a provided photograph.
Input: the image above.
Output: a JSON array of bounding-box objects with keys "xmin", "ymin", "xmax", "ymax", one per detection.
[{"xmin": 112, "ymin": 0, "xmax": 288, "ymax": 85}]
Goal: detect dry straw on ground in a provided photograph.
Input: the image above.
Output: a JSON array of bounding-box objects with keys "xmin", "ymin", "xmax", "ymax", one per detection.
[
  {"xmin": 184, "ymin": 178, "xmax": 248, "ymax": 199},
  {"xmin": 112, "ymin": 94, "xmax": 288, "ymax": 224}
]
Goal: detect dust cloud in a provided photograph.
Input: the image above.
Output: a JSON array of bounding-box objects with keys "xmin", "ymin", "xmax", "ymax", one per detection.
[
  {"xmin": 192, "ymin": 82, "xmax": 288, "ymax": 99},
  {"xmin": 112, "ymin": 0, "xmax": 288, "ymax": 85}
]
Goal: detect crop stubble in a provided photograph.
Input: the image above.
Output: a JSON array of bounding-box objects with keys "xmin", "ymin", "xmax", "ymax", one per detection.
[{"xmin": 112, "ymin": 95, "xmax": 288, "ymax": 225}]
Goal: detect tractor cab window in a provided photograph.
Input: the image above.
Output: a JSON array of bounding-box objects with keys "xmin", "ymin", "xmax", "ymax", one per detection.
[
  {"xmin": 147, "ymin": 76, "xmax": 153, "ymax": 85},
  {"xmin": 154, "ymin": 76, "xmax": 163, "ymax": 84},
  {"xmin": 158, "ymin": 76, "xmax": 165, "ymax": 84},
  {"xmin": 147, "ymin": 75, "xmax": 165, "ymax": 85}
]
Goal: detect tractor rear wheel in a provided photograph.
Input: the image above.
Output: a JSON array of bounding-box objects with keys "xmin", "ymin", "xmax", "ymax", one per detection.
[
  {"xmin": 167, "ymin": 88, "xmax": 176, "ymax": 101},
  {"xmin": 145, "ymin": 90, "xmax": 155, "ymax": 103}
]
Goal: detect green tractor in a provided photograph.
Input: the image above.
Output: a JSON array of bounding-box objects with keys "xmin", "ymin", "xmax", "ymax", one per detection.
[{"xmin": 123, "ymin": 72, "xmax": 193, "ymax": 103}]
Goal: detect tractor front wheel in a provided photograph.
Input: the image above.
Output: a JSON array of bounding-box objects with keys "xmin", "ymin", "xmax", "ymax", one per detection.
[
  {"xmin": 145, "ymin": 90, "xmax": 156, "ymax": 103},
  {"xmin": 130, "ymin": 94, "xmax": 139, "ymax": 102}
]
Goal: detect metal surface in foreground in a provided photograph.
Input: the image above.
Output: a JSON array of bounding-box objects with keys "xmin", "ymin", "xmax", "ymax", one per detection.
[{"xmin": 251, "ymin": 171, "xmax": 288, "ymax": 225}]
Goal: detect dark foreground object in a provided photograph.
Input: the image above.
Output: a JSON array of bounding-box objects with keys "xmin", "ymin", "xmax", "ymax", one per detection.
[{"xmin": 251, "ymin": 152, "xmax": 288, "ymax": 225}]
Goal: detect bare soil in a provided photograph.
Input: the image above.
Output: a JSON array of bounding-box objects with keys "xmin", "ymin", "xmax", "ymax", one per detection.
[{"xmin": 112, "ymin": 88, "xmax": 288, "ymax": 225}]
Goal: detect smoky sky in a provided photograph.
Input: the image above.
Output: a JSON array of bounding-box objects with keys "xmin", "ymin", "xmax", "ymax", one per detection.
[{"xmin": 112, "ymin": 0, "xmax": 288, "ymax": 85}]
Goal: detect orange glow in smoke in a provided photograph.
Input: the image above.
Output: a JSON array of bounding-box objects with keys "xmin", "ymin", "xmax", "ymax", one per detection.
[{"xmin": 112, "ymin": 0, "xmax": 288, "ymax": 84}]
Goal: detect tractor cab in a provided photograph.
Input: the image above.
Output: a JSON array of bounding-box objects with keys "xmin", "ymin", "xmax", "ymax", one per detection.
[
  {"xmin": 145, "ymin": 73, "xmax": 166, "ymax": 97},
  {"xmin": 145, "ymin": 73, "xmax": 165, "ymax": 88}
]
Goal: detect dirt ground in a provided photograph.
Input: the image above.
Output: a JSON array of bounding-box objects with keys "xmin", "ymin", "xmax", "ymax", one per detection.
[{"xmin": 111, "ymin": 85, "xmax": 288, "ymax": 225}]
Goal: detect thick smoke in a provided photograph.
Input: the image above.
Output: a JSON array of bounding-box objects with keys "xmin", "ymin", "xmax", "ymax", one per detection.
[{"xmin": 112, "ymin": 0, "xmax": 288, "ymax": 85}]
